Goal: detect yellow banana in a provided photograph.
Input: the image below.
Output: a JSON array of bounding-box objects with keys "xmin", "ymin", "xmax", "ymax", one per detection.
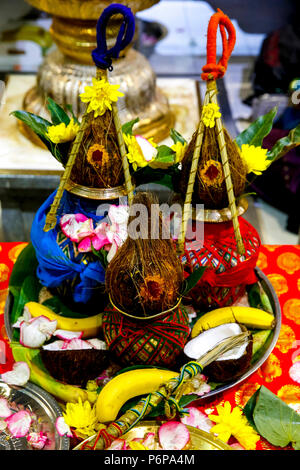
[
  {"xmin": 191, "ymin": 306, "xmax": 275, "ymax": 338},
  {"xmin": 24, "ymin": 301, "xmax": 103, "ymax": 339},
  {"xmin": 96, "ymin": 368, "xmax": 177, "ymax": 423}
]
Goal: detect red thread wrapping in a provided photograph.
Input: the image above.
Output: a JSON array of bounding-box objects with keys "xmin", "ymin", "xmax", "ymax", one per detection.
[
  {"xmin": 201, "ymin": 9, "xmax": 236, "ymax": 80},
  {"xmin": 103, "ymin": 305, "xmax": 190, "ymax": 367},
  {"xmin": 181, "ymin": 217, "xmax": 261, "ymax": 309}
]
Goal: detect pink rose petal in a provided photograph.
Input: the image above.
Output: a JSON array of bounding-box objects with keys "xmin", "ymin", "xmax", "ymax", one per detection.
[
  {"xmin": 27, "ymin": 431, "xmax": 48, "ymax": 449},
  {"xmin": 1, "ymin": 362, "xmax": 30, "ymax": 386},
  {"xmin": 5, "ymin": 410, "xmax": 32, "ymax": 438},
  {"xmin": 180, "ymin": 407, "xmax": 212, "ymax": 433},
  {"xmin": 0, "ymin": 398, "xmax": 12, "ymax": 419},
  {"xmin": 55, "ymin": 417, "xmax": 72, "ymax": 437}
]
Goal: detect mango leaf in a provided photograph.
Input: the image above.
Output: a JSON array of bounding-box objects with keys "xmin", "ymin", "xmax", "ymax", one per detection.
[
  {"xmin": 244, "ymin": 386, "xmax": 300, "ymax": 449},
  {"xmin": 11, "ymin": 110, "xmax": 64, "ymax": 165},
  {"xmin": 235, "ymin": 107, "xmax": 277, "ymax": 149},
  {"xmin": 181, "ymin": 267, "xmax": 207, "ymax": 296},
  {"xmin": 267, "ymin": 123, "xmax": 300, "ymax": 162},
  {"xmin": 65, "ymin": 104, "xmax": 80, "ymax": 125},
  {"xmin": 149, "ymin": 145, "xmax": 176, "ymax": 169},
  {"xmin": 46, "ymin": 97, "xmax": 71, "ymax": 126},
  {"xmin": 170, "ymin": 128, "xmax": 187, "ymax": 145},
  {"xmin": 11, "ymin": 110, "xmax": 51, "ymax": 138},
  {"xmin": 122, "ymin": 117, "xmax": 139, "ymax": 136}
]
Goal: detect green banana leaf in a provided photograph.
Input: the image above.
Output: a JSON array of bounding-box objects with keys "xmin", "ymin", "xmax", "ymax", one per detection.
[
  {"xmin": 267, "ymin": 123, "xmax": 300, "ymax": 162},
  {"xmin": 235, "ymin": 107, "xmax": 277, "ymax": 149},
  {"xmin": 9, "ymin": 243, "xmax": 38, "ymax": 298}
]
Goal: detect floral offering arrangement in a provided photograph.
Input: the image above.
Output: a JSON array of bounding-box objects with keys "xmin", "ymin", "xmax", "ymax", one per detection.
[{"xmin": 3, "ymin": 4, "xmax": 300, "ymax": 452}]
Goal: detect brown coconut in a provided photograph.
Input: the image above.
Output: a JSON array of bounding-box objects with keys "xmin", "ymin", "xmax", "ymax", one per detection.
[
  {"xmin": 40, "ymin": 347, "xmax": 110, "ymax": 387},
  {"xmin": 70, "ymin": 110, "xmax": 125, "ymax": 189},
  {"xmin": 105, "ymin": 192, "xmax": 184, "ymax": 318},
  {"xmin": 179, "ymin": 125, "xmax": 247, "ymax": 209},
  {"xmin": 184, "ymin": 323, "xmax": 253, "ymax": 383}
]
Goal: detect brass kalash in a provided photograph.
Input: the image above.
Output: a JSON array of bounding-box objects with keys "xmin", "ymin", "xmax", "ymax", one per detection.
[{"xmin": 22, "ymin": 0, "xmax": 173, "ymax": 143}]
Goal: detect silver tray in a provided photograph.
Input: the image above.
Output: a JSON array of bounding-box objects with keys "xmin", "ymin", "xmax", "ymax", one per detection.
[
  {"xmin": 0, "ymin": 380, "xmax": 70, "ymax": 450},
  {"xmin": 4, "ymin": 268, "xmax": 281, "ymax": 404},
  {"xmin": 192, "ymin": 266, "xmax": 281, "ymax": 403}
]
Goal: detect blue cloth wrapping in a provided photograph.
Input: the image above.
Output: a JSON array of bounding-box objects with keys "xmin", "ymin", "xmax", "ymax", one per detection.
[{"xmin": 31, "ymin": 190, "xmax": 106, "ymax": 304}]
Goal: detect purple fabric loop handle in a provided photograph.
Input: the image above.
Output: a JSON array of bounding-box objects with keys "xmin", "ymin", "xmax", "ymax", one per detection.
[{"xmin": 92, "ymin": 3, "xmax": 135, "ymax": 70}]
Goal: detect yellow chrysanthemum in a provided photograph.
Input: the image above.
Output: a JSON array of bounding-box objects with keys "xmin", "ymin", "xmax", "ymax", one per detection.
[
  {"xmin": 171, "ymin": 141, "xmax": 187, "ymax": 163},
  {"xmin": 208, "ymin": 401, "xmax": 260, "ymax": 450},
  {"xmin": 202, "ymin": 103, "xmax": 221, "ymax": 128},
  {"xmin": 46, "ymin": 118, "xmax": 80, "ymax": 144},
  {"xmin": 80, "ymin": 77, "xmax": 124, "ymax": 118},
  {"xmin": 240, "ymin": 144, "xmax": 269, "ymax": 175},
  {"xmin": 63, "ymin": 398, "xmax": 98, "ymax": 438}
]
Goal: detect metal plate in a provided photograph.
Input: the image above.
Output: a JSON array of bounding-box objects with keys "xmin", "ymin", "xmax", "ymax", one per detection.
[
  {"xmin": 4, "ymin": 267, "xmax": 281, "ymax": 403},
  {"xmin": 0, "ymin": 380, "xmax": 69, "ymax": 450},
  {"xmin": 193, "ymin": 266, "xmax": 281, "ymax": 403},
  {"xmin": 73, "ymin": 420, "xmax": 232, "ymax": 451}
]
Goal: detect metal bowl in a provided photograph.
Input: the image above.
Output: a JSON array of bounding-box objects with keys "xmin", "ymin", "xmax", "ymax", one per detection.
[{"xmin": 0, "ymin": 380, "xmax": 69, "ymax": 450}]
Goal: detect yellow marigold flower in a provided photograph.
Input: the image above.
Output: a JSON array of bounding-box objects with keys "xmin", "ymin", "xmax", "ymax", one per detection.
[
  {"xmin": 202, "ymin": 103, "xmax": 221, "ymax": 128},
  {"xmin": 240, "ymin": 144, "xmax": 269, "ymax": 175},
  {"xmin": 171, "ymin": 141, "xmax": 187, "ymax": 163},
  {"xmin": 199, "ymin": 159, "xmax": 224, "ymax": 186},
  {"xmin": 46, "ymin": 118, "xmax": 80, "ymax": 144},
  {"xmin": 123, "ymin": 133, "xmax": 157, "ymax": 171},
  {"xmin": 209, "ymin": 401, "xmax": 260, "ymax": 450},
  {"xmin": 128, "ymin": 441, "xmax": 149, "ymax": 450},
  {"xmin": 80, "ymin": 77, "xmax": 123, "ymax": 118},
  {"xmin": 63, "ymin": 397, "xmax": 98, "ymax": 438}
]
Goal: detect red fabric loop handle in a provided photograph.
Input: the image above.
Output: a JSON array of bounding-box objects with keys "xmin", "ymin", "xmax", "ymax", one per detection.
[{"xmin": 201, "ymin": 9, "xmax": 236, "ymax": 80}]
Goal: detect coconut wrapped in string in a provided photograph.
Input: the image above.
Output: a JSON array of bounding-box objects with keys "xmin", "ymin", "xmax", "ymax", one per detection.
[
  {"xmin": 179, "ymin": 125, "xmax": 247, "ymax": 209},
  {"xmin": 105, "ymin": 191, "xmax": 184, "ymax": 318},
  {"xmin": 176, "ymin": 10, "xmax": 261, "ymax": 310},
  {"xmin": 103, "ymin": 191, "xmax": 190, "ymax": 368},
  {"xmin": 12, "ymin": 5, "xmax": 136, "ymax": 311}
]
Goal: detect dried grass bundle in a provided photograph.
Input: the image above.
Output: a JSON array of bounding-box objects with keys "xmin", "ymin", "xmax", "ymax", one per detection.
[
  {"xmin": 105, "ymin": 192, "xmax": 184, "ymax": 317},
  {"xmin": 179, "ymin": 125, "xmax": 247, "ymax": 209},
  {"xmin": 70, "ymin": 110, "xmax": 125, "ymax": 188}
]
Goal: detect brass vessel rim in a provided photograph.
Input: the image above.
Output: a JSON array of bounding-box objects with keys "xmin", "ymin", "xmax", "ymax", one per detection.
[
  {"xmin": 192, "ymin": 197, "xmax": 248, "ymax": 223},
  {"xmin": 65, "ymin": 180, "xmax": 127, "ymax": 200}
]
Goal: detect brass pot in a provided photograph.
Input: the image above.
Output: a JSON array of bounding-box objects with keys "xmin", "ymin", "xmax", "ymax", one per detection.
[{"xmin": 23, "ymin": 0, "xmax": 174, "ymax": 143}]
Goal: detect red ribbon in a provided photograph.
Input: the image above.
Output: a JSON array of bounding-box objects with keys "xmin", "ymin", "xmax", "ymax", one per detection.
[{"xmin": 201, "ymin": 9, "xmax": 236, "ymax": 81}]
